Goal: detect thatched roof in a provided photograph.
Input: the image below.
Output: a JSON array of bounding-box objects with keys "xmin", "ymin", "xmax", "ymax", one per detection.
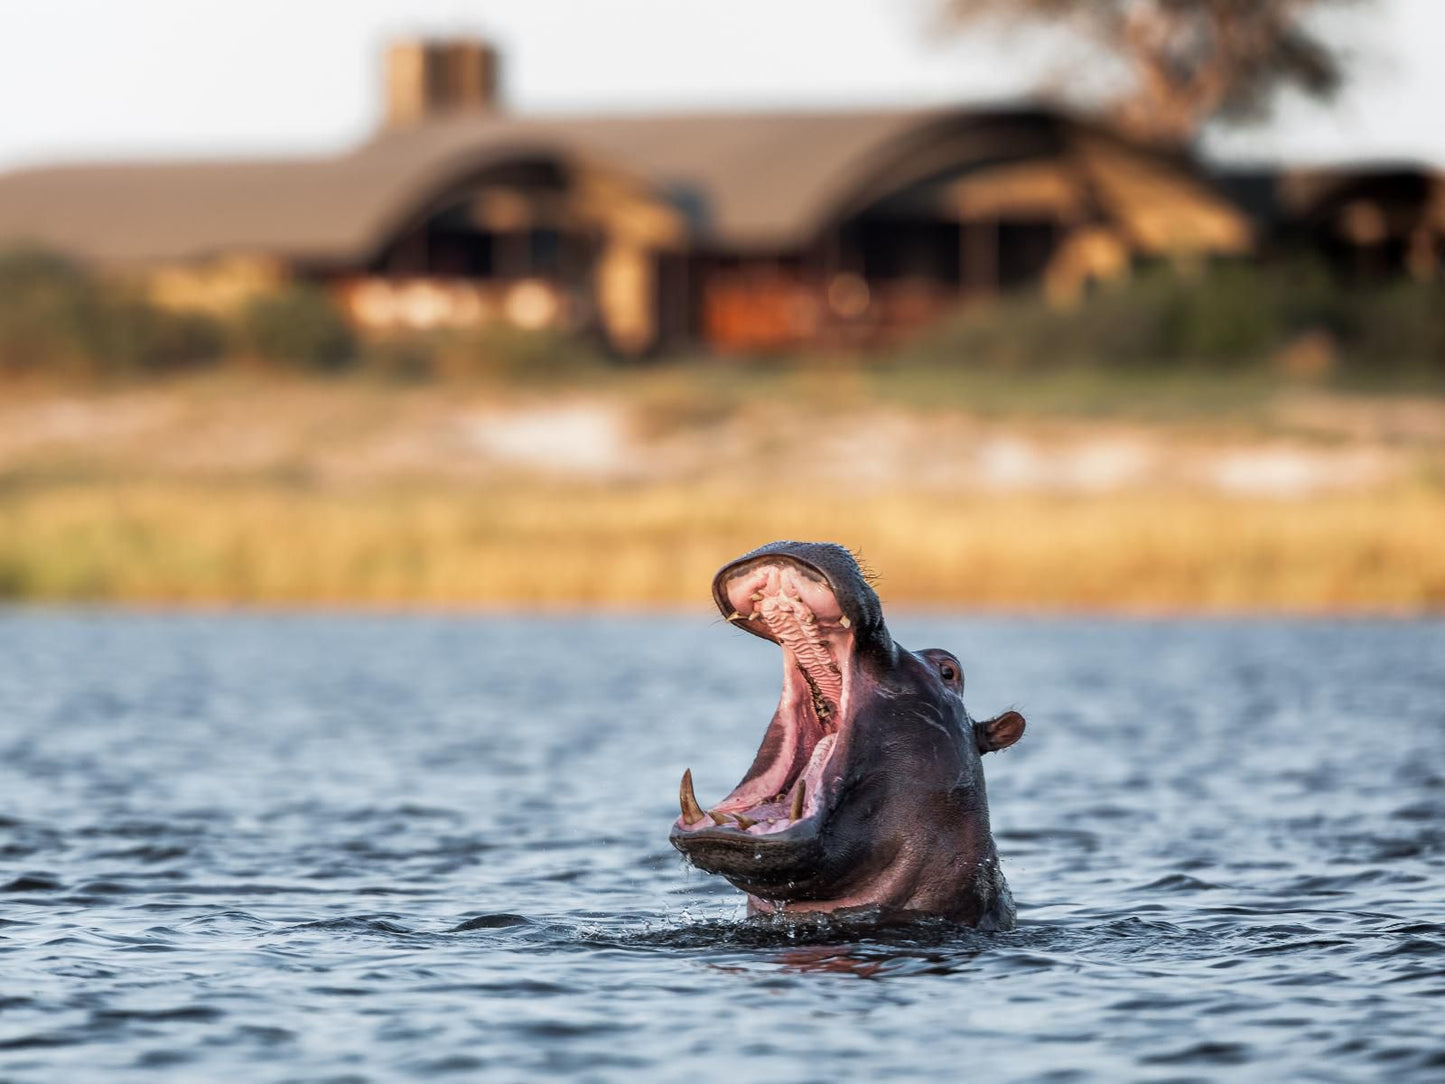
[
  {"xmin": 0, "ymin": 106, "xmax": 1249, "ymax": 266},
  {"xmin": 1219, "ymin": 163, "xmax": 1445, "ymax": 236}
]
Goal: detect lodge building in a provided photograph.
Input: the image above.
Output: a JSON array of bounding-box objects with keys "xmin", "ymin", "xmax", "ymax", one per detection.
[{"xmin": 0, "ymin": 39, "xmax": 1437, "ymax": 356}]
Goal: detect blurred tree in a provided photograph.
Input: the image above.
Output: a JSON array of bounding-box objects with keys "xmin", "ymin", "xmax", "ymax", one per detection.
[{"xmin": 940, "ymin": 0, "xmax": 1361, "ymax": 142}]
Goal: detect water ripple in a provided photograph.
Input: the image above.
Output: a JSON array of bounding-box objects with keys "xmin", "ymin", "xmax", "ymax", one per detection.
[{"xmin": 0, "ymin": 613, "xmax": 1441, "ymax": 1081}]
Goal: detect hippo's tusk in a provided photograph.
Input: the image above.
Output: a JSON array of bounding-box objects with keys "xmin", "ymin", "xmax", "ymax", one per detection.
[
  {"xmin": 789, "ymin": 777, "xmax": 806, "ymax": 821},
  {"xmin": 679, "ymin": 769, "xmax": 706, "ymax": 826},
  {"xmin": 732, "ymin": 812, "xmax": 757, "ymax": 829}
]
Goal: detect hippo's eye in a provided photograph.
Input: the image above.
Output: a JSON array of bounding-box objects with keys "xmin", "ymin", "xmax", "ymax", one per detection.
[{"xmin": 938, "ymin": 661, "xmax": 960, "ymax": 683}]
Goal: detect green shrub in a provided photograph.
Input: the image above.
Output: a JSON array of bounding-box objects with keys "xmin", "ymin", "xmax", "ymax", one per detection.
[
  {"xmin": 359, "ymin": 334, "xmax": 439, "ymax": 384},
  {"xmin": 95, "ymin": 299, "xmax": 226, "ymax": 373},
  {"xmin": 896, "ymin": 272, "xmax": 1182, "ymax": 371},
  {"xmin": 237, "ymin": 284, "xmax": 355, "ymax": 372},
  {"xmin": 1156, "ymin": 263, "xmax": 1287, "ymax": 363},
  {"xmin": 1339, "ymin": 280, "xmax": 1445, "ymax": 373},
  {"xmin": 0, "ymin": 249, "xmax": 95, "ymax": 372},
  {"xmin": 446, "ymin": 325, "xmax": 609, "ymax": 381},
  {"xmin": 0, "ymin": 247, "xmax": 224, "ymax": 375},
  {"xmin": 899, "ymin": 258, "xmax": 1445, "ymax": 377}
]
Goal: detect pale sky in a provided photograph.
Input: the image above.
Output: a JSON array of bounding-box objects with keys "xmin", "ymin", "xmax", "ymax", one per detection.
[{"xmin": 0, "ymin": 0, "xmax": 1441, "ymax": 173}]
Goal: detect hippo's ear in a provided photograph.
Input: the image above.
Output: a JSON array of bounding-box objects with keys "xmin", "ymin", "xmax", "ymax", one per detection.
[{"xmin": 977, "ymin": 711, "xmax": 1025, "ymax": 754}]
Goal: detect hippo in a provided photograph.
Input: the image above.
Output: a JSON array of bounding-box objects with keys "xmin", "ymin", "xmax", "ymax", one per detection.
[{"xmin": 670, "ymin": 541, "xmax": 1026, "ymax": 928}]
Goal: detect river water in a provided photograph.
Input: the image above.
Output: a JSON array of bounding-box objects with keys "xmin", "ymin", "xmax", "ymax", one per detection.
[{"xmin": 0, "ymin": 613, "xmax": 1441, "ymax": 1081}]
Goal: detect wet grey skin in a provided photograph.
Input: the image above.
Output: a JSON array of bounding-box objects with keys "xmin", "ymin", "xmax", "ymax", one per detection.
[{"xmin": 670, "ymin": 541, "xmax": 1026, "ymax": 928}]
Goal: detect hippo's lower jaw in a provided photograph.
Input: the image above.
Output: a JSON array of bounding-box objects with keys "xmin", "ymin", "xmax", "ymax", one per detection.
[{"xmin": 669, "ymin": 553, "xmax": 860, "ymax": 900}]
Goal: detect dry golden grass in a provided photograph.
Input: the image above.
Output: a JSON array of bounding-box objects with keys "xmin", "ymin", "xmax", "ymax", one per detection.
[
  {"xmin": 2, "ymin": 369, "xmax": 1443, "ymax": 611},
  {"xmin": 2, "ymin": 480, "xmax": 1442, "ymax": 611}
]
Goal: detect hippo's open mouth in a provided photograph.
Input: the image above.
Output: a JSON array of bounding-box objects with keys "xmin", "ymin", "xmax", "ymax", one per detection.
[
  {"xmin": 671, "ymin": 539, "xmax": 1025, "ymax": 923},
  {"xmin": 671, "ymin": 555, "xmax": 856, "ymax": 845}
]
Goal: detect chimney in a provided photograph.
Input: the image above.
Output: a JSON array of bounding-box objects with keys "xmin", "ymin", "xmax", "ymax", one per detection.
[{"xmin": 385, "ymin": 38, "xmax": 501, "ymax": 128}]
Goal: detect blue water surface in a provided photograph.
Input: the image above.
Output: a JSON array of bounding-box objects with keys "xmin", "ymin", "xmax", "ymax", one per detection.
[{"xmin": 0, "ymin": 612, "xmax": 1441, "ymax": 1082}]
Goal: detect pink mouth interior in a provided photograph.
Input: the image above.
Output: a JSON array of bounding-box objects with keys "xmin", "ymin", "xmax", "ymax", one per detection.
[{"xmin": 676, "ymin": 559, "xmax": 855, "ymax": 837}]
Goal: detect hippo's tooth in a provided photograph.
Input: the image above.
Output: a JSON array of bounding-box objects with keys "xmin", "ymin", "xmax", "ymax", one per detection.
[
  {"xmin": 709, "ymin": 811, "xmax": 730, "ymax": 826},
  {"xmin": 732, "ymin": 812, "xmax": 757, "ymax": 829},
  {"xmin": 789, "ymin": 777, "xmax": 807, "ymax": 821},
  {"xmin": 751, "ymin": 592, "xmax": 765, "ymax": 601},
  {"xmin": 679, "ymin": 769, "xmax": 706, "ymax": 826},
  {"xmin": 838, "ymin": 615, "xmax": 851, "ymax": 629},
  {"xmin": 727, "ymin": 611, "xmax": 745, "ymax": 622}
]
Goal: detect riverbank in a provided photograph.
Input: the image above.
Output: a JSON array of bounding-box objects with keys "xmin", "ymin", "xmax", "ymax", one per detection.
[{"xmin": 2, "ymin": 370, "xmax": 1443, "ymax": 610}]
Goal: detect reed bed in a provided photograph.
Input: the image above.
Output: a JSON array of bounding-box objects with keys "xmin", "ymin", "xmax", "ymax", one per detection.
[{"xmin": 2, "ymin": 480, "xmax": 1441, "ymax": 611}]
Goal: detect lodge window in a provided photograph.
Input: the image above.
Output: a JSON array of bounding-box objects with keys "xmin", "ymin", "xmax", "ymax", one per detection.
[{"xmin": 529, "ymin": 228, "xmax": 562, "ymax": 275}]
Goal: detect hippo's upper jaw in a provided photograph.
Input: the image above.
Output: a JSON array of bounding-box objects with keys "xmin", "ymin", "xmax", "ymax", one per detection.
[
  {"xmin": 669, "ymin": 541, "xmax": 1025, "ymax": 927},
  {"xmin": 670, "ymin": 546, "xmax": 863, "ymax": 889}
]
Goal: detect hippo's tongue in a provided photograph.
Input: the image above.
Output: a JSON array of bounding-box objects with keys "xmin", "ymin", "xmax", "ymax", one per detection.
[
  {"xmin": 792, "ymin": 733, "xmax": 835, "ymax": 821},
  {"xmin": 678, "ymin": 732, "xmax": 835, "ymax": 833}
]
